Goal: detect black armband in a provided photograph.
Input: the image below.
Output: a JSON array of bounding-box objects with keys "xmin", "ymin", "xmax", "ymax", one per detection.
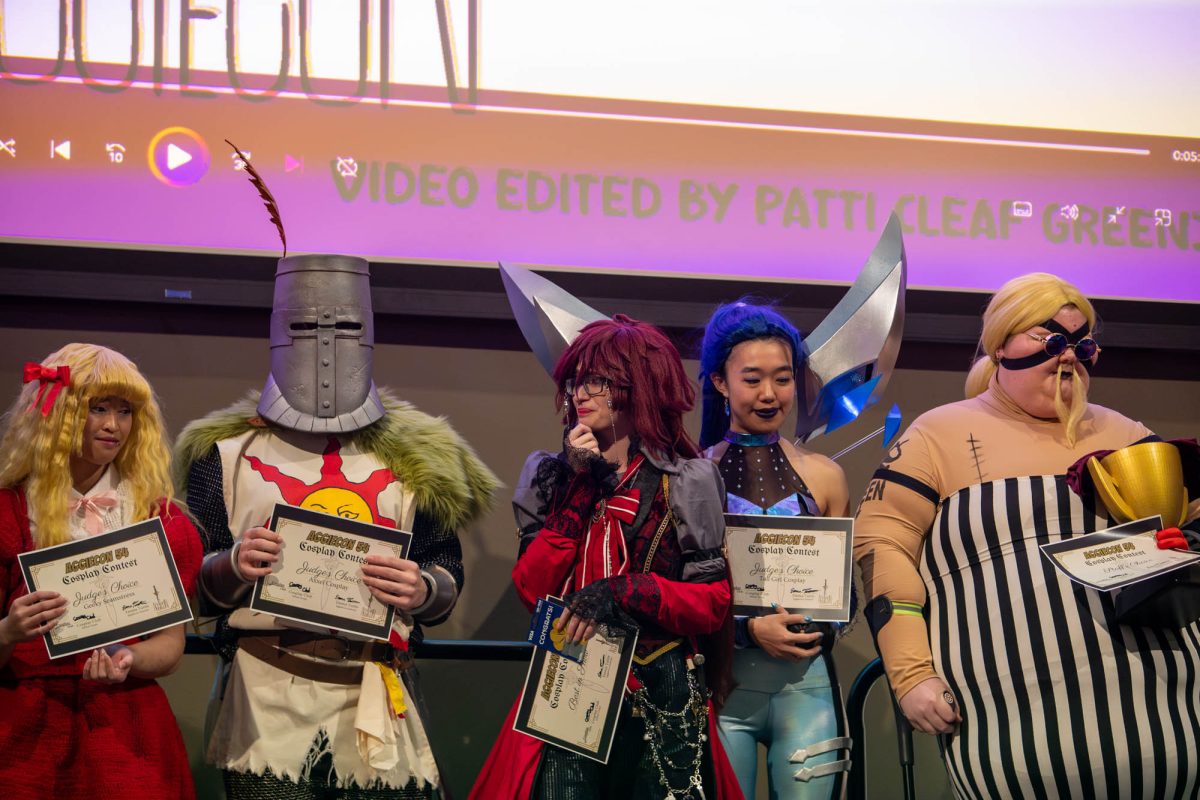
[
  {"xmin": 871, "ymin": 469, "xmax": 940, "ymax": 506},
  {"xmin": 864, "ymin": 596, "xmax": 924, "ymax": 636}
]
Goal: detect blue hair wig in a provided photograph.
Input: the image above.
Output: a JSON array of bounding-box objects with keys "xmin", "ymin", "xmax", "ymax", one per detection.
[{"xmin": 697, "ymin": 299, "xmax": 805, "ymax": 449}]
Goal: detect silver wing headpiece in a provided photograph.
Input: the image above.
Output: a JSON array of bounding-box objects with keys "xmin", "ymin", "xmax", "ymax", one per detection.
[
  {"xmin": 795, "ymin": 212, "xmax": 907, "ymax": 442},
  {"xmin": 500, "ymin": 212, "xmax": 905, "ymax": 440},
  {"xmin": 499, "ymin": 261, "xmax": 609, "ymax": 375}
]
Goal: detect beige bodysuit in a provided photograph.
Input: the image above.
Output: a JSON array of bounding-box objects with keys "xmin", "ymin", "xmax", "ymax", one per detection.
[
  {"xmin": 851, "ymin": 380, "xmax": 1200, "ymax": 798},
  {"xmin": 854, "ymin": 380, "xmax": 1151, "ymax": 699}
]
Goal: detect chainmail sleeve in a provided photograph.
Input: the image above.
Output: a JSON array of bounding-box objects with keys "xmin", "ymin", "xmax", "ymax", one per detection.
[
  {"xmin": 185, "ymin": 444, "xmax": 234, "ymax": 554},
  {"xmin": 188, "ymin": 444, "xmax": 257, "ymax": 617},
  {"xmin": 407, "ymin": 507, "xmax": 464, "ymax": 647}
]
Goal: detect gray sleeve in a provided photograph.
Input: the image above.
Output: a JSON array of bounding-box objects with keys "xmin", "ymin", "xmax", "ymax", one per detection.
[
  {"xmin": 669, "ymin": 458, "xmax": 728, "ymax": 583},
  {"xmin": 513, "ymin": 449, "xmax": 557, "ymax": 549},
  {"xmin": 198, "ymin": 547, "xmax": 253, "ymax": 613}
]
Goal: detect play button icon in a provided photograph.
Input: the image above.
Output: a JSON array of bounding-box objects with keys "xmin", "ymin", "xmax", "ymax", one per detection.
[
  {"xmin": 166, "ymin": 143, "xmax": 193, "ymax": 171},
  {"xmin": 148, "ymin": 127, "xmax": 209, "ymax": 187}
]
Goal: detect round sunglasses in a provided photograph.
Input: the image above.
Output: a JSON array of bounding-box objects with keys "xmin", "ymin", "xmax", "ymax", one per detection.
[{"xmin": 1025, "ymin": 332, "xmax": 1101, "ymax": 361}]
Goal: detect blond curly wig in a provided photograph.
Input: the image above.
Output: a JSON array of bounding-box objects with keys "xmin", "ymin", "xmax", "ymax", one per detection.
[{"xmin": 0, "ymin": 343, "xmax": 173, "ymax": 548}]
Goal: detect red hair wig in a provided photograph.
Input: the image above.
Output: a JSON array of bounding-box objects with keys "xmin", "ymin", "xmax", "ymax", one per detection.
[{"xmin": 553, "ymin": 315, "xmax": 699, "ymax": 459}]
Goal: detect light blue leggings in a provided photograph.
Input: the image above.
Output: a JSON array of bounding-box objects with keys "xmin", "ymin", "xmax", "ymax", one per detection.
[{"xmin": 718, "ymin": 649, "xmax": 847, "ymax": 800}]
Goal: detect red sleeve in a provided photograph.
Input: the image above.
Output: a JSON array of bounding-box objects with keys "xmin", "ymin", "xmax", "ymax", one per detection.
[
  {"xmin": 611, "ymin": 572, "xmax": 731, "ymax": 636},
  {"xmin": 511, "ymin": 474, "xmax": 597, "ymax": 611},
  {"xmin": 512, "ymin": 529, "xmax": 578, "ymax": 611},
  {"xmin": 160, "ymin": 501, "xmax": 202, "ymax": 597},
  {"xmin": 0, "ymin": 489, "xmax": 27, "ymax": 605}
]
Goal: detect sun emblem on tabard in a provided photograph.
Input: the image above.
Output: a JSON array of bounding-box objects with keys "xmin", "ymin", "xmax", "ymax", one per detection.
[{"xmin": 245, "ymin": 437, "xmax": 398, "ymax": 526}]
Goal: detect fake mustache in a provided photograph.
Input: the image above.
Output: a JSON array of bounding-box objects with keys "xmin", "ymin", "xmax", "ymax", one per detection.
[{"xmin": 1053, "ymin": 364, "xmax": 1088, "ymax": 446}]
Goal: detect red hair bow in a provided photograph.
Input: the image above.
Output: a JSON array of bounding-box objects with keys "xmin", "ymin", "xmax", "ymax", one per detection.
[{"xmin": 23, "ymin": 362, "xmax": 71, "ymax": 417}]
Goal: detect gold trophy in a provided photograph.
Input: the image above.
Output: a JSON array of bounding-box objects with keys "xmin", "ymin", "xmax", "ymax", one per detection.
[{"xmin": 1087, "ymin": 441, "xmax": 1199, "ymax": 627}]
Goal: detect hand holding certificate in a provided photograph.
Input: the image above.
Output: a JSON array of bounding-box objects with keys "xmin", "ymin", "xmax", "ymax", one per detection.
[
  {"xmin": 1040, "ymin": 515, "xmax": 1200, "ymax": 593},
  {"xmin": 527, "ymin": 597, "xmax": 587, "ymax": 663},
  {"xmin": 515, "ymin": 596, "xmax": 638, "ymax": 763},
  {"xmin": 360, "ymin": 553, "xmax": 431, "ymax": 612},
  {"xmin": 249, "ymin": 503, "xmax": 414, "ymax": 640},
  {"xmin": 16, "ymin": 518, "xmax": 193, "ymax": 660},
  {"xmin": 725, "ymin": 514, "xmax": 855, "ymax": 622},
  {"xmin": 0, "ymin": 590, "xmax": 67, "ymax": 645}
]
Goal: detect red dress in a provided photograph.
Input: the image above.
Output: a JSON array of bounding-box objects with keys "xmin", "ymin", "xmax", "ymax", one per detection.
[{"xmin": 0, "ymin": 488, "xmax": 203, "ymax": 800}]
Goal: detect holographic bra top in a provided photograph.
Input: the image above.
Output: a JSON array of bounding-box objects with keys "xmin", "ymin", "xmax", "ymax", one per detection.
[{"xmin": 718, "ymin": 430, "xmax": 820, "ymax": 517}]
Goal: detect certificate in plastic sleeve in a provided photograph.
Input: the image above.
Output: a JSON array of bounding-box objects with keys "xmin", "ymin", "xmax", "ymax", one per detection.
[
  {"xmin": 249, "ymin": 503, "xmax": 413, "ymax": 640},
  {"xmin": 527, "ymin": 596, "xmax": 586, "ymax": 663},
  {"xmin": 513, "ymin": 617, "xmax": 637, "ymax": 763},
  {"xmin": 725, "ymin": 514, "xmax": 854, "ymax": 622},
  {"xmin": 1040, "ymin": 515, "xmax": 1200, "ymax": 592},
  {"xmin": 17, "ymin": 518, "xmax": 193, "ymax": 660}
]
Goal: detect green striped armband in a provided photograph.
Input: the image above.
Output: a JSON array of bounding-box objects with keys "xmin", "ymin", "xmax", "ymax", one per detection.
[{"xmin": 864, "ymin": 596, "xmax": 925, "ymax": 636}]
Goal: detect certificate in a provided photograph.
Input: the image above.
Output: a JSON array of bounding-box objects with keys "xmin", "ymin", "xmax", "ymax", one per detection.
[
  {"xmin": 725, "ymin": 514, "xmax": 855, "ymax": 621},
  {"xmin": 17, "ymin": 519, "xmax": 193, "ymax": 660},
  {"xmin": 1040, "ymin": 515, "xmax": 1200, "ymax": 592},
  {"xmin": 249, "ymin": 503, "xmax": 413, "ymax": 640},
  {"xmin": 513, "ymin": 615, "xmax": 637, "ymax": 763}
]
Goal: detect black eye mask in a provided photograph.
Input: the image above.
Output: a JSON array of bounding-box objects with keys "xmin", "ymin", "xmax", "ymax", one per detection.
[{"xmin": 999, "ymin": 318, "xmax": 1093, "ymax": 372}]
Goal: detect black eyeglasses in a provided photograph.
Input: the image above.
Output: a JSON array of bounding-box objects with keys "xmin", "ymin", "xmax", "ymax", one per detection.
[
  {"xmin": 1025, "ymin": 332, "xmax": 1101, "ymax": 361},
  {"xmin": 564, "ymin": 375, "xmax": 610, "ymax": 397}
]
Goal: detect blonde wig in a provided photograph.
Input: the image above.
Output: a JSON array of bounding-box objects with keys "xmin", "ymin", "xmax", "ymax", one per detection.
[
  {"xmin": 965, "ymin": 273, "xmax": 1097, "ymax": 396},
  {"xmin": 0, "ymin": 344, "xmax": 173, "ymax": 548},
  {"xmin": 965, "ymin": 273, "xmax": 1097, "ymax": 442}
]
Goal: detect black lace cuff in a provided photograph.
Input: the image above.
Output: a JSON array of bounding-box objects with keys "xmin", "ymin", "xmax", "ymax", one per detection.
[
  {"xmin": 565, "ymin": 577, "xmax": 639, "ymax": 637},
  {"xmin": 533, "ymin": 455, "xmax": 572, "ymax": 517},
  {"xmin": 537, "ymin": 440, "xmax": 617, "ymax": 497},
  {"xmin": 585, "ymin": 453, "xmax": 620, "ymax": 494},
  {"xmin": 543, "ymin": 473, "xmax": 602, "ymax": 540},
  {"xmin": 565, "ymin": 573, "xmax": 666, "ymax": 637}
]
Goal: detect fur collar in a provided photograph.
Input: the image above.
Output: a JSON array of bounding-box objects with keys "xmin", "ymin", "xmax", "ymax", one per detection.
[{"xmin": 172, "ymin": 390, "xmax": 499, "ymax": 531}]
